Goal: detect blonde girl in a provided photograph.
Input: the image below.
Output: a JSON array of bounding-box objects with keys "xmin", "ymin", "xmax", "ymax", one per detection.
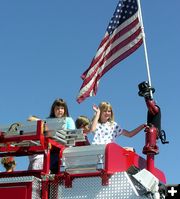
[{"xmin": 91, "ymin": 102, "xmax": 146, "ymax": 145}]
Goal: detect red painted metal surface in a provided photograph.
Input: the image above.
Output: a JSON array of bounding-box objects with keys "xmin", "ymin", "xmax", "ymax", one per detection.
[
  {"xmin": 143, "ymin": 126, "xmax": 159, "ymax": 155},
  {"xmin": 0, "ymin": 182, "xmax": 32, "ymax": 199},
  {"xmin": 104, "ymin": 143, "xmax": 166, "ymax": 183}
]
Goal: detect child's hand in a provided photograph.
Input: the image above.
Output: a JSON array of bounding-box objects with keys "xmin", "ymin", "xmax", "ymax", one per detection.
[{"xmin": 93, "ymin": 104, "xmax": 100, "ymax": 113}]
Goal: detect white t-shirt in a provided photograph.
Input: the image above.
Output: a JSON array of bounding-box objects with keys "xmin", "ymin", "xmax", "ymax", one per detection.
[
  {"xmin": 92, "ymin": 121, "xmax": 123, "ymax": 144},
  {"xmin": 28, "ymin": 154, "xmax": 43, "ymax": 170}
]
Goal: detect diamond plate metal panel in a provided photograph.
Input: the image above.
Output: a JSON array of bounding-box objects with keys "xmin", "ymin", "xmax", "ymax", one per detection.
[
  {"xmin": 0, "ymin": 176, "xmax": 38, "ymax": 184},
  {"xmin": 49, "ymin": 172, "xmax": 151, "ymax": 199},
  {"xmin": 32, "ymin": 177, "xmax": 41, "ymax": 199}
]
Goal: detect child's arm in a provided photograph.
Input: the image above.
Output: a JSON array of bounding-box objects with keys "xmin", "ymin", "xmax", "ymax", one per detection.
[
  {"xmin": 90, "ymin": 105, "xmax": 100, "ymax": 132},
  {"xmin": 121, "ymin": 124, "xmax": 146, "ymax": 137}
]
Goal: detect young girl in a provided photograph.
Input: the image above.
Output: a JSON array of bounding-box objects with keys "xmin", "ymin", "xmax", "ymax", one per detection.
[
  {"xmin": 28, "ymin": 98, "xmax": 75, "ymax": 172},
  {"xmin": 48, "ymin": 98, "xmax": 75, "ymax": 129},
  {"xmin": 48, "ymin": 98, "xmax": 75, "ymax": 173},
  {"xmin": 91, "ymin": 102, "xmax": 146, "ymax": 145}
]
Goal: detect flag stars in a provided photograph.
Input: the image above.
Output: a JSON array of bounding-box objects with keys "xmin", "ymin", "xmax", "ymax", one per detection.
[{"xmin": 106, "ymin": 0, "xmax": 139, "ymax": 35}]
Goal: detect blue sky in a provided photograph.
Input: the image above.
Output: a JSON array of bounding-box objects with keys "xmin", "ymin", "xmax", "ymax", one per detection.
[{"xmin": 0, "ymin": 1, "xmax": 179, "ymax": 184}]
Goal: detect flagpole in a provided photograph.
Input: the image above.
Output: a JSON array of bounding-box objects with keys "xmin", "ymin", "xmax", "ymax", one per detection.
[{"xmin": 137, "ymin": 0, "xmax": 153, "ymax": 96}]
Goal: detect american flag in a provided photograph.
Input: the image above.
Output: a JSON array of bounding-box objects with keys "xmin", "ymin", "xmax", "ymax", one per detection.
[{"xmin": 77, "ymin": 0, "xmax": 143, "ymax": 103}]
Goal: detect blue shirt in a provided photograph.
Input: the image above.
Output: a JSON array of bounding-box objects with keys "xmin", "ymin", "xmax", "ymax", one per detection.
[{"xmin": 65, "ymin": 117, "xmax": 75, "ymax": 130}]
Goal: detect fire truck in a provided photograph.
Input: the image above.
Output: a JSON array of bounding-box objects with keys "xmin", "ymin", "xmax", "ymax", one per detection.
[{"xmin": 0, "ymin": 82, "xmax": 168, "ymax": 199}]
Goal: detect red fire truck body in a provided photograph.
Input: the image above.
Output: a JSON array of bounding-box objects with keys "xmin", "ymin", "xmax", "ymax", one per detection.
[{"xmin": 0, "ymin": 119, "xmax": 166, "ymax": 199}]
